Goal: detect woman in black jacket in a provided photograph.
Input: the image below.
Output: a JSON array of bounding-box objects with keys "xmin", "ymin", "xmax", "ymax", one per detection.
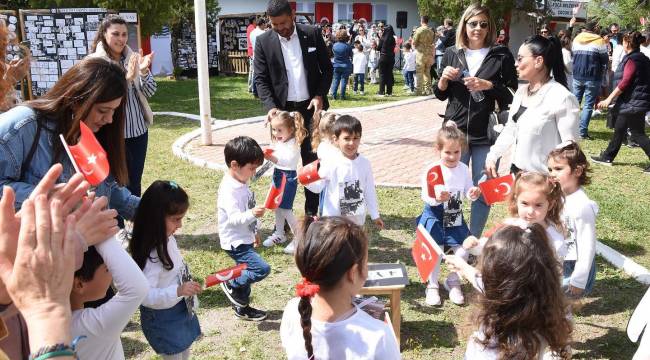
[
  {"xmin": 377, "ymin": 25, "xmax": 396, "ymax": 96},
  {"xmin": 433, "ymin": 3, "xmax": 517, "ymax": 236}
]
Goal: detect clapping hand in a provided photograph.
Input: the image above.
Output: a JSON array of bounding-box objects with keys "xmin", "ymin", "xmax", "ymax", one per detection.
[{"xmin": 138, "ymin": 49, "xmax": 154, "ymax": 76}]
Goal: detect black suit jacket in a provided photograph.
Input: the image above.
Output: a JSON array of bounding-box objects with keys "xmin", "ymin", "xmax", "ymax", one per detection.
[{"xmin": 254, "ymin": 24, "xmax": 333, "ymax": 112}]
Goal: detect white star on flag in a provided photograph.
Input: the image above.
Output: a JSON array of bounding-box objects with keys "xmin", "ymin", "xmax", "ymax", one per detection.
[{"xmin": 87, "ymin": 153, "xmax": 97, "ymax": 165}]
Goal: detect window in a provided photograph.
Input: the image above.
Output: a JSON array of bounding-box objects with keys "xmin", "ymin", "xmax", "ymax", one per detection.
[
  {"xmin": 296, "ymin": 2, "xmax": 315, "ymax": 13},
  {"xmin": 337, "ymin": 3, "xmax": 354, "ymax": 23},
  {"xmin": 373, "ymin": 4, "xmax": 388, "ymax": 24}
]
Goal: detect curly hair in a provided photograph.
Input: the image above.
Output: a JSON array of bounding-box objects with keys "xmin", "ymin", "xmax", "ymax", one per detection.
[
  {"xmin": 311, "ymin": 110, "xmax": 337, "ymax": 150},
  {"xmin": 335, "ymin": 28, "xmax": 350, "ymax": 43},
  {"xmin": 508, "ymin": 172, "xmax": 565, "ymax": 232},
  {"xmin": 547, "ymin": 140, "xmax": 591, "ymax": 186},
  {"xmin": 270, "ymin": 110, "xmax": 308, "ymax": 146},
  {"xmin": 475, "ymin": 224, "xmax": 572, "ymax": 359}
]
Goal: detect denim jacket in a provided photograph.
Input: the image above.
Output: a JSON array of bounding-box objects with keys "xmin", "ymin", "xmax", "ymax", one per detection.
[{"xmin": 0, "ymin": 106, "xmax": 139, "ymax": 218}]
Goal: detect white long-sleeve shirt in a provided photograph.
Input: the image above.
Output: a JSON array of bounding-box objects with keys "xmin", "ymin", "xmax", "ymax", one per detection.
[
  {"xmin": 353, "ymin": 50, "xmax": 369, "ymax": 74},
  {"xmin": 563, "ymin": 188, "xmax": 598, "ymax": 289},
  {"xmin": 420, "ymin": 161, "xmax": 474, "ymax": 207},
  {"xmin": 403, "ymin": 51, "xmax": 416, "ymax": 72},
  {"xmin": 306, "ymin": 153, "xmax": 380, "ymax": 225},
  {"xmin": 486, "ymin": 80, "xmax": 579, "ymax": 173},
  {"xmin": 217, "ymin": 173, "xmax": 257, "ymax": 250},
  {"xmin": 141, "ymin": 235, "xmax": 186, "ymax": 310},
  {"xmin": 316, "ymin": 141, "xmax": 340, "ymax": 164},
  {"xmin": 273, "ymin": 138, "xmax": 300, "ymax": 171},
  {"xmin": 71, "ymin": 237, "xmax": 148, "ymax": 360}
]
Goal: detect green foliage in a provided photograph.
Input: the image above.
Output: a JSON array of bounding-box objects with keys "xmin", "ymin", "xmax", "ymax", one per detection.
[
  {"xmin": 586, "ymin": 0, "xmax": 650, "ymax": 30},
  {"xmin": 417, "ymin": 0, "xmax": 538, "ymax": 27}
]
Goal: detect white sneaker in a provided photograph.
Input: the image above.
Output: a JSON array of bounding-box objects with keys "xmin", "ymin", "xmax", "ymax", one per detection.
[
  {"xmin": 360, "ymin": 91, "xmax": 365, "ymax": 95},
  {"xmin": 425, "ymin": 286, "xmax": 441, "ymax": 306},
  {"xmin": 444, "ymin": 278, "xmax": 465, "ymax": 305},
  {"xmin": 283, "ymin": 241, "xmax": 296, "ymax": 254},
  {"xmin": 263, "ymin": 233, "xmax": 287, "ymax": 247},
  {"xmin": 592, "ymin": 109, "xmax": 602, "ymax": 116}
]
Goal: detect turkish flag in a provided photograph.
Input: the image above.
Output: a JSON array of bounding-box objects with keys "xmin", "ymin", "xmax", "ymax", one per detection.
[
  {"xmin": 298, "ymin": 159, "xmax": 321, "ymax": 185},
  {"xmin": 264, "ymin": 173, "xmax": 286, "ymax": 209},
  {"xmin": 61, "ymin": 121, "xmax": 110, "ymax": 186},
  {"xmin": 353, "ymin": 3, "xmax": 372, "ymax": 23},
  {"xmin": 315, "ymin": 2, "xmax": 333, "ymax": 24},
  {"xmin": 479, "ymin": 174, "xmax": 515, "ymax": 205},
  {"xmin": 426, "ymin": 165, "xmax": 445, "ymax": 198},
  {"xmin": 263, "ymin": 148, "xmax": 274, "ymax": 157},
  {"xmin": 412, "ymin": 224, "xmax": 444, "ymax": 282},
  {"xmin": 205, "ymin": 263, "xmax": 248, "ymax": 288},
  {"xmin": 482, "ymin": 223, "xmax": 506, "ymax": 238}
]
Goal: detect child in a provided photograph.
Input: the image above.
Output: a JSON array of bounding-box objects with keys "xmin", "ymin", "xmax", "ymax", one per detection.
[
  {"xmin": 548, "ymin": 141, "xmax": 598, "ymax": 297},
  {"xmin": 71, "ymin": 237, "xmax": 148, "ymax": 359},
  {"xmin": 217, "ymin": 136, "xmax": 270, "ymax": 321},
  {"xmin": 129, "ymin": 180, "xmax": 202, "ymax": 360},
  {"xmin": 417, "ymin": 122, "xmax": 480, "ymax": 306},
  {"xmin": 403, "ymin": 43, "xmax": 416, "ymax": 93},
  {"xmin": 368, "ymin": 41, "xmax": 379, "ymax": 84},
  {"xmin": 280, "ymin": 216, "xmax": 401, "ymax": 360},
  {"xmin": 311, "ymin": 111, "xmax": 340, "ymax": 164},
  {"xmin": 353, "ymin": 43, "xmax": 368, "ymax": 95},
  {"xmin": 446, "ymin": 224, "xmax": 573, "ymax": 359},
  {"xmin": 262, "ymin": 111, "xmax": 307, "ymax": 254},
  {"xmin": 306, "ymin": 115, "xmax": 384, "ymax": 229}
]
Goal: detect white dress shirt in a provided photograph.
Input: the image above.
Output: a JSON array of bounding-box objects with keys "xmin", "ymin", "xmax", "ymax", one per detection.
[{"xmin": 278, "ymin": 26, "xmax": 310, "ymax": 102}]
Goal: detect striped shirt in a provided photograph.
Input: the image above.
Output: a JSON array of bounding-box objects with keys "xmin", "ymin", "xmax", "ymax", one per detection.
[{"xmin": 120, "ymin": 55, "xmax": 157, "ymax": 138}]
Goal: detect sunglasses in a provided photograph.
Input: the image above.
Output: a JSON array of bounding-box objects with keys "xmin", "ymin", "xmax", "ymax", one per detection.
[
  {"xmin": 540, "ymin": 30, "xmax": 549, "ymax": 34},
  {"xmin": 466, "ymin": 20, "xmax": 489, "ymax": 29}
]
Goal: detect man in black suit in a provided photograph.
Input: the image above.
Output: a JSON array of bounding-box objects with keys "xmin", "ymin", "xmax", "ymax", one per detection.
[{"xmin": 254, "ymin": 0, "xmax": 333, "ymax": 216}]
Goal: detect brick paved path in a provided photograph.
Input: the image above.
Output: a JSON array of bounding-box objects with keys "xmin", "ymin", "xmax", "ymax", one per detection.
[{"xmin": 181, "ymin": 98, "xmax": 509, "ymax": 187}]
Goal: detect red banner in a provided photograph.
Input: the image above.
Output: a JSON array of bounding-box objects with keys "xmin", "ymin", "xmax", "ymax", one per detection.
[
  {"xmin": 353, "ymin": 3, "xmax": 372, "ymax": 23},
  {"xmin": 315, "ymin": 2, "xmax": 333, "ymax": 24}
]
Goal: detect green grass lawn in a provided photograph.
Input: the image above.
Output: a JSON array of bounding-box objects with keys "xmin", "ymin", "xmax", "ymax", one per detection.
[{"xmin": 123, "ymin": 77, "xmax": 650, "ymax": 359}]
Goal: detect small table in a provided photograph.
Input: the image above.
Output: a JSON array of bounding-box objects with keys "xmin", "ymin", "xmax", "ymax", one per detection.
[{"xmin": 359, "ymin": 284, "xmax": 405, "ymax": 346}]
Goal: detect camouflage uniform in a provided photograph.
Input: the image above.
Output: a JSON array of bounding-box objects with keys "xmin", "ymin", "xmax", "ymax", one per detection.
[{"xmin": 413, "ymin": 25, "xmax": 435, "ymax": 95}]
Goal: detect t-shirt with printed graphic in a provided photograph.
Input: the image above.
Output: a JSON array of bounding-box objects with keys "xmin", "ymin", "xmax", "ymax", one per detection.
[
  {"xmin": 420, "ymin": 160, "xmax": 475, "ymax": 228},
  {"xmin": 562, "ymin": 188, "xmax": 598, "ymax": 289}
]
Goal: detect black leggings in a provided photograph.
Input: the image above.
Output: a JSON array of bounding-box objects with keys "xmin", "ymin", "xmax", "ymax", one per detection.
[
  {"xmin": 602, "ymin": 112, "xmax": 650, "ymax": 161},
  {"xmin": 378, "ymin": 56, "xmax": 395, "ymax": 95}
]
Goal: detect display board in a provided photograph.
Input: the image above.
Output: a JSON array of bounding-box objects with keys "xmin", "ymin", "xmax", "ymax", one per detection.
[
  {"xmin": 175, "ymin": 20, "xmax": 219, "ymax": 70},
  {"xmin": 1, "ymin": 10, "xmax": 26, "ymax": 102},
  {"xmin": 19, "ymin": 8, "xmax": 140, "ymax": 98},
  {"xmin": 220, "ymin": 17, "xmax": 249, "ymax": 52}
]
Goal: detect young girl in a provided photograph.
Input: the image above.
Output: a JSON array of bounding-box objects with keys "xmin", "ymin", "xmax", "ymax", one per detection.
[
  {"xmin": 548, "ymin": 141, "xmax": 598, "ymax": 297},
  {"xmin": 353, "ymin": 42, "xmax": 368, "ymax": 95},
  {"xmin": 263, "ymin": 111, "xmax": 307, "ymax": 253},
  {"xmin": 311, "ymin": 111, "xmax": 340, "ymax": 165},
  {"xmin": 368, "ymin": 41, "xmax": 379, "ymax": 84},
  {"xmin": 417, "ymin": 122, "xmax": 480, "ymax": 306},
  {"xmin": 129, "ymin": 181, "xmax": 202, "ymax": 360},
  {"xmin": 280, "ymin": 216, "xmax": 401, "ymax": 360},
  {"xmin": 446, "ymin": 224, "xmax": 573, "ymax": 359}
]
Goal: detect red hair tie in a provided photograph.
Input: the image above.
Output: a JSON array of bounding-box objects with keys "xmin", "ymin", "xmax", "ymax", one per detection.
[{"xmin": 296, "ymin": 278, "xmax": 320, "ymax": 298}]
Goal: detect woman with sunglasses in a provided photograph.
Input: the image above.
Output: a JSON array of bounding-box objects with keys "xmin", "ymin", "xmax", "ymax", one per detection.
[
  {"xmin": 434, "ymin": 3, "xmax": 517, "ymax": 237},
  {"xmin": 485, "ymin": 35, "xmax": 579, "ymax": 177}
]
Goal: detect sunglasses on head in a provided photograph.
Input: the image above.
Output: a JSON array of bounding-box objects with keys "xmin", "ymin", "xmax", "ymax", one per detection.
[{"xmin": 466, "ymin": 20, "xmax": 488, "ymax": 29}]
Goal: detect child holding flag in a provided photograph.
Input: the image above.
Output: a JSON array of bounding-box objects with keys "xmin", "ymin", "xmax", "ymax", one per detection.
[{"xmin": 416, "ymin": 122, "xmax": 480, "ymax": 306}]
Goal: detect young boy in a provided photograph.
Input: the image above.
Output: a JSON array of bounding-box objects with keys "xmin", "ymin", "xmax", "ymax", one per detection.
[
  {"xmin": 403, "ymin": 43, "xmax": 416, "ymax": 93},
  {"xmin": 217, "ymin": 136, "xmax": 270, "ymax": 321},
  {"xmin": 306, "ymin": 116, "xmax": 384, "ymax": 229},
  {"xmin": 352, "ymin": 42, "xmax": 368, "ymax": 95}
]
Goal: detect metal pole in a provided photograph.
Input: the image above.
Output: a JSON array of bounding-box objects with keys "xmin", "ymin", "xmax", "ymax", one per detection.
[{"xmin": 194, "ymin": 0, "xmax": 213, "ymax": 145}]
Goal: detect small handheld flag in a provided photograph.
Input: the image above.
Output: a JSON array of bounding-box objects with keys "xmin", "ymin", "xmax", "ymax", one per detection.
[
  {"xmin": 205, "ymin": 263, "xmax": 247, "ymax": 288},
  {"xmin": 298, "ymin": 160, "xmax": 321, "ymax": 185},
  {"xmin": 412, "ymin": 224, "xmax": 445, "ymax": 282},
  {"xmin": 478, "ymin": 174, "xmax": 515, "ymax": 205},
  {"xmin": 426, "ymin": 165, "xmax": 445, "ymax": 198},
  {"xmin": 263, "ymin": 148, "xmax": 274, "ymax": 157},
  {"xmin": 59, "ymin": 121, "xmax": 110, "ymax": 186},
  {"xmin": 264, "ymin": 173, "xmax": 286, "ymax": 209}
]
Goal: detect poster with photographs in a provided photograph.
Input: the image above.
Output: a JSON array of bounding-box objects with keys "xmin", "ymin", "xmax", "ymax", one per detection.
[
  {"xmin": 220, "ymin": 17, "xmax": 247, "ymax": 52},
  {"xmin": 175, "ymin": 20, "xmax": 219, "ymax": 70}
]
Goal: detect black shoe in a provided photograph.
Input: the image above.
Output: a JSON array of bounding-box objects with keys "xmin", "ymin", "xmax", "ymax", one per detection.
[
  {"xmin": 233, "ymin": 305, "xmax": 267, "ymax": 321},
  {"xmin": 591, "ymin": 155, "xmax": 613, "ymax": 166},
  {"xmin": 644, "ymin": 165, "xmax": 650, "ymax": 174},
  {"xmin": 580, "ymin": 135, "xmax": 593, "ymax": 140},
  {"xmin": 220, "ymin": 282, "xmax": 247, "ymax": 307}
]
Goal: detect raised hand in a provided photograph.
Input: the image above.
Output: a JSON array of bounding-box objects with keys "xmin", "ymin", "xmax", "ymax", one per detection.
[{"xmin": 139, "ymin": 49, "xmax": 154, "ymax": 75}]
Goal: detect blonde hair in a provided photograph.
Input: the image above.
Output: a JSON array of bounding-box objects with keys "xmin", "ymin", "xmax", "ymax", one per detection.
[
  {"xmin": 435, "ymin": 121, "xmax": 467, "ymax": 151},
  {"xmin": 455, "ymin": 3, "xmax": 495, "ymax": 49},
  {"xmin": 311, "ymin": 111, "xmax": 337, "ymax": 150},
  {"xmin": 271, "ymin": 111, "xmax": 307, "ymax": 146},
  {"xmin": 508, "ymin": 172, "xmax": 565, "ymax": 232}
]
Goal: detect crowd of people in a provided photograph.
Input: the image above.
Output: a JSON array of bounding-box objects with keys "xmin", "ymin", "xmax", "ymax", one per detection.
[{"xmin": 0, "ymin": 0, "xmax": 650, "ymax": 359}]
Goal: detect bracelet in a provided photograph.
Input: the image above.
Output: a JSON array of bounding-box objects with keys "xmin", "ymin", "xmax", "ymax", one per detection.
[
  {"xmin": 29, "ymin": 335, "xmax": 86, "ymax": 360},
  {"xmin": 33, "ymin": 350, "xmax": 74, "ymax": 360}
]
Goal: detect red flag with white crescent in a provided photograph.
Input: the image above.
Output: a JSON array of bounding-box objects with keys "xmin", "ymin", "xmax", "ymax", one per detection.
[
  {"xmin": 61, "ymin": 121, "xmax": 110, "ymax": 186},
  {"xmin": 298, "ymin": 159, "xmax": 321, "ymax": 185},
  {"xmin": 426, "ymin": 165, "xmax": 445, "ymax": 198},
  {"xmin": 204, "ymin": 263, "xmax": 248, "ymax": 288},
  {"xmin": 264, "ymin": 173, "xmax": 286, "ymax": 209},
  {"xmin": 412, "ymin": 224, "xmax": 444, "ymax": 282},
  {"xmin": 479, "ymin": 174, "xmax": 515, "ymax": 205}
]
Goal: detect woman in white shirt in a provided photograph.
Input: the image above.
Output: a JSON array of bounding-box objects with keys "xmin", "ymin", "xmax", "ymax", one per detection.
[{"xmin": 486, "ymin": 35, "xmax": 579, "ymax": 176}]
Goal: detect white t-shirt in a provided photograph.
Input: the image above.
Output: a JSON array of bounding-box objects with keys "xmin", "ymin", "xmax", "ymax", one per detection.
[
  {"xmin": 71, "ymin": 237, "xmax": 148, "ymax": 360},
  {"xmin": 420, "ymin": 161, "xmax": 474, "ymax": 227},
  {"xmin": 280, "ymin": 298, "xmax": 401, "ymax": 360},
  {"xmin": 464, "ymin": 47, "xmax": 489, "ymax": 76},
  {"xmin": 562, "ymin": 188, "xmax": 598, "ymax": 289},
  {"xmin": 403, "ymin": 51, "xmax": 416, "ymax": 72},
  {"xmin": 217, "ymin": 173, "xmax": 258, "ymax": 250},
  {"xmin": 273, "ymin": 138, "xmax": 300, "ymax": 171},
  {"xmin": 353, "ymin": 50, "xmax": 369, "ymax": 74}
]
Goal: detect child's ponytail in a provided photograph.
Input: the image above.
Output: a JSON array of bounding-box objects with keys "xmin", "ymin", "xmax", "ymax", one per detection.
[
  {"xmin": 291, "ymin": 111, "xmax": 308, "ymax": 146},
  {"xmin": 311, "ymin": 111, "xmax": 337, "ymax": 150},
  {"xmin": 296, "ymin": 277, "xmax": 320, "ymax": 359}
]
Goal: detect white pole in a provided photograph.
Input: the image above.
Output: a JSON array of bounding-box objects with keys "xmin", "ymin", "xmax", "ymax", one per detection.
[{"xmin": 194, "ymin": 0, "xmax": 213, "ymax": 145}]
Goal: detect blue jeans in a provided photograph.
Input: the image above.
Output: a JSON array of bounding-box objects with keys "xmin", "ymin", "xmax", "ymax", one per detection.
[
  {"xmin": 460, "ymin": 144, "xmax": 491, "ymax": 237},
  {"xmin": 224, "ymin": 244, "xmax": 271, "ymax": 304},
  {"xmin": 354, "ymin": 73, "xmax": 365, "ymax": 92},
  {"xmin": 125, "ymin": 131, "xmax": 148, "ymax": 197},
  {"xmin": 562, "ymin": 259, "xmax": 597, "ymax": 297},
  {"xmin": 405, "ymin": 70, "xmax": 415, "ymax": 91},
  {"xmin": 573, "ymin": 79, "xmax": 601, "ymax": 137},
  {"xmin": 331, "ymin": 67, "xmax": 351, "ymax": 99}
]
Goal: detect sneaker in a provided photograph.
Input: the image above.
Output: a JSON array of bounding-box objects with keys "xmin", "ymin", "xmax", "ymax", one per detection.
[
  {"xmin": 425, "ymin": 286, "xmax": 442, "ymax": 306},
  {"xmin": 592, "ymin": 109, "xmax": 602, "ymax": 116},
  {"xmin": 360, "ymin": 91, "xmax": 365, "ymax": 95},
  {"xmin": 403, "ymin": 85, "xmax": 410, "ymax": 90},
  {"xmin": 590, "ymin": 155, "xmax": 613, "ymax": 166},
  {"xmin": 283, "ymin": 241, "xmax": 296, "ymax": 254},
  {"xmin": 233, "ymin": 305, "xmax": 267, "ymax": 321},
  {"xmin": 220, "ymin": 282, "xmax": 247, "ymax": 308},
  {"xmin": 644, "ymin": 165, "xmax": 650, "ymax": 174},
  {"xmin": 443, "ymin": 278, "xmax": 465, "ymax": 305},
  {"xmin": 263, "ymin": 233, "xmax": 287, "ymax": 247},
  {"xmin": 627, "ymin": 141, "xmax": 640, "ymax": 148},
  {"xmin": 580, "ymin": 134, "xmax": 593, "ymax": 140},
  {"xmin": 354, "ymin": 91, "xmax": 358, "ymax": 95}
]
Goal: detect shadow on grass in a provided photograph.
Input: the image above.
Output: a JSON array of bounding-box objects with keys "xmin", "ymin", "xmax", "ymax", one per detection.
[
  {"xmin": 257, "ymin": 310, "xmax": 283, "ymax": 332},
  {"xmin": 600, "ymin": 237, "xmax": 647, "ymax": 257},
  {"xmin": 401, "ymin": 320, "xmax": 459, "ymax": 351},
  {"xmin": 576, "ymin": 264, "xmax": 646, "ymax": 317},
  {"xmin": 571, "ymin": 323, "xmax": 635, "ymax": 359},
  {"xmin": 121, "ymin": 336, "xmax": 150, "ymax": 358}
]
